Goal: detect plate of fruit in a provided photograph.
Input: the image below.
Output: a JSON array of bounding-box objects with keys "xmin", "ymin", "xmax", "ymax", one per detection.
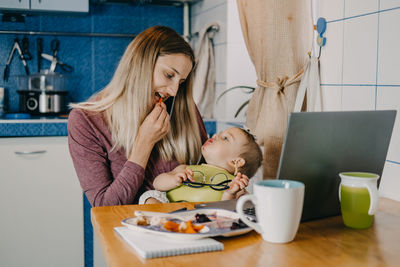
[{"xmin": 121, "ymin": 208, "xmax": 252, "ymax": 240}]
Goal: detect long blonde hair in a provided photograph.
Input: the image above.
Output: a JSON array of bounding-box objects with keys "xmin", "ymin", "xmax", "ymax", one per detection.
[{"xmin": 70, "ymin": 26, "xmax": 202, "ymax": 164}]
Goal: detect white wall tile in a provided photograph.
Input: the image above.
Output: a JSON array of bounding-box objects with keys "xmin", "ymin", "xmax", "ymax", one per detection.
[
  {"xmin": 379, "ymin": 161, "xmax": 400, "ymax": 201},
  {"xmin": 191, "ymin": 2, "xmax": 227, "ymax": 46},
  {"xmin": 224, "ymin": 41, "xmax": 256, "ymax": 122},
  {"xmin": 214, "ymin": 43, "xmax": 227, "ymax": 84},
  {"xmin": 226, "ymin": 0, "xmax": 244, "ymax": 44},
  {"xmin": 345, "ymin": 0, "xmax": 379, "ymax": 17},
  {"xmin": 226, "ymin": 43, "xmax": 257, "ymax": 89},
  {"xmin": 214, "ymin": 83, "xmax": 249, "ymax": 123},
  {"xmin": 225, "ymin": 91, "xmax": 251, "ymax": 122},
  {"xmin": 342, "ymin": 86, "xmax": 375, "ymax": 110},
  {"xmin": 216, "ymin": 120, "xmax": 244, "ymax": 133},
  {"xmin": 214, "ymin": 82, "xmax": 251, "ymax": 122},
  {"xmin": 376, "ymin": 86, "xmax": 400, "ymax": 162},
  {"xmin": 321, "ymin": 86, "xmax": 342, "ymax": 111},
  {"xmin": 191, "ymin": 0, "xmax": 227, "ymax": 17},
  {"xmin": 343, "ymin": 14, "xmax": 378, "ymax": 84},
  {"xmin": 225, "ymin": 90, "xmax": 251, "ymax": 123},
  {"xmin": 213, "ymin": 82, "xmax": 228, "ymax": 120},
  {"xmin": 318, "ymin": 0, "xmax": 345, "ymax": 21},
  {"xmin": 320, "ymin": 21, "xmax": 344, "ymax": 84},
  {"xmin": 377, "ymin": 9, "xmax": 400, "ymax": 85},
  {"xmin": 380, "ymin": 0, "xmax": 400, "ymax": 10}
]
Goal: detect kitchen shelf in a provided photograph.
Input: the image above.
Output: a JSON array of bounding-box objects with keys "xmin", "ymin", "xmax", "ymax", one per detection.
[
  {"xmin": 92, "ymin": 0, "xmax": 201, "ymax": 6},
  {"xmin": 0, "ymin": 30, "xmax": 135, "ymax": 38}
]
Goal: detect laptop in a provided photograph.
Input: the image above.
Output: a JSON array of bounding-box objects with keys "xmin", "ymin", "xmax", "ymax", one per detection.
[
  {"xmin": 196, "ymin": 110, "xmax": 396, "ymax": 222},
  {"xmin": 277, "ymin": 110, "xmax": 396, "ymax": 221}
]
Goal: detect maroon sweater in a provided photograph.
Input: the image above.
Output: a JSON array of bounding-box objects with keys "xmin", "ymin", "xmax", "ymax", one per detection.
[{"xmin": 67, "ymin": 108, "xmax": 207, "ymax": 207}]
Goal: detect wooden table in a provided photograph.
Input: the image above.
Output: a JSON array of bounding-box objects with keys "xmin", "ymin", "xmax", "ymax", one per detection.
[{"xmin": 91, "ymin": 198, "xmax": 400, "ymax": 267}]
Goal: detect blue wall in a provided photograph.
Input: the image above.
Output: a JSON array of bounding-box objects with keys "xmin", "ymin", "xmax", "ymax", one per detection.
[{"xmin": 0, "ymin": 3, "xmax": 183, "ymax": 113}]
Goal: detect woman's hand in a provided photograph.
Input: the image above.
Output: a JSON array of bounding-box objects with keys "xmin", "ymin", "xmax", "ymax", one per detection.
[
  {"xmin": 128, "ymin": 102, "xmax": 170, "ymax": 167},
  {"xmin": 137, "ymin": 102, "xmax": 170, "ymax": 146}
]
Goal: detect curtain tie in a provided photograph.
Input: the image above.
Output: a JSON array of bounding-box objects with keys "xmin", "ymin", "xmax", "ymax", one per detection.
[{"xmin": 256, "ymin": 68, "xmax": 304, "ymax": 94}]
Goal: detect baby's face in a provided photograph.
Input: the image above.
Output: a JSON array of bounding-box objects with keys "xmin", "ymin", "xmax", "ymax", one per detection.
[{"xmin": 201, "ymin": 127, "xmax": 248, "ymax": 171}]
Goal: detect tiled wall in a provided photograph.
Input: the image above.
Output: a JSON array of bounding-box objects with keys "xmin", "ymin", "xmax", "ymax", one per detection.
[
  {"xmin": 192, "ymin": 0, "xmax": 399, "ymax": 200},
  {"xmin": 319, "ymin": 0, "xmax": 400, "ymax": 201},
  {"xmin": 0, "ymin": 3, "xmax": 183, "ymax": 113},
  {"xmin": 190, "ymin": 0, "xmax": 257, "ymax": 122}
]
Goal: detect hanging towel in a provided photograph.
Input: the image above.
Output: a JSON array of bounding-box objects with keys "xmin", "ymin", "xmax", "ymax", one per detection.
[
  {"xmin": 294, "ymin": 56, "xmax": 323, "ymax": 112},
  {"xmin": 192, "ymin": 22, "xmax": 219, "ymax": 119}
]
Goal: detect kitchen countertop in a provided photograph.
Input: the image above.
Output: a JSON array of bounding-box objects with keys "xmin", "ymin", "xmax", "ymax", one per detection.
[{"xmin": 0, "ymin": 118, "xmax": 68, "ymax": 137}]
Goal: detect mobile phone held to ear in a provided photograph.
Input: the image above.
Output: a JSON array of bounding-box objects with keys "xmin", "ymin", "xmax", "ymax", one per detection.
[{"xmin": 164, "ymin": 96, "xmax": 175, "ymax": 117}]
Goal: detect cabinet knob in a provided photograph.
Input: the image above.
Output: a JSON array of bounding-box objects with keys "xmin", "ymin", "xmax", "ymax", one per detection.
[{"xmin": 15, "ymin": 150, "xmax": 47, "ymax": 155}]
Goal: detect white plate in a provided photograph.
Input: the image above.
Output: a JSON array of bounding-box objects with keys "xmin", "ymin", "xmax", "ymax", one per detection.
[{"xmin": 121, "ymin": 208, "xmax": 252, "ymax": 240}]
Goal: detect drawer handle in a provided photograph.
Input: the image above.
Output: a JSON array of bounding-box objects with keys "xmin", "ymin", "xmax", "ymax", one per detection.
[{"xmin": 15, "ymin": 150, "xmax": 47, "ymax": 155}]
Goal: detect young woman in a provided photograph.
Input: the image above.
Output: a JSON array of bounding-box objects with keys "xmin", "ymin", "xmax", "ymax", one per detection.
[{"xmin": 68, "ymin": 26, "xmax": 207, "ymax": 206}]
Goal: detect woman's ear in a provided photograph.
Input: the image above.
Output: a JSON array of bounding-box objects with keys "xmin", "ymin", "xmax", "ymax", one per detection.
[{"xmin": 229, "ymin": 157, "xmax": 245, "ymax": 175}]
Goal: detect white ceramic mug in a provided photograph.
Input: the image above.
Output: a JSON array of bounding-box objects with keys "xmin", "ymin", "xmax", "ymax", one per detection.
[{"xmin": 236, "ymin": 180, "xmax": 305, "ymax": 243}]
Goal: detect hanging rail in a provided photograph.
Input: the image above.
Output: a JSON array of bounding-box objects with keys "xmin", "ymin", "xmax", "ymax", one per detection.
[
  {"xmin": 0, "ymin": 30, "xmax": 136, "ymax": 38},
  {"xmin": 187, "ymin": 24, "xmax": 219, "ymax": 40}
]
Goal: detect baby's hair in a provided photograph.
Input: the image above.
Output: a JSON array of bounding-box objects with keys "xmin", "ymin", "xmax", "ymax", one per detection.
[{"xmin": 237, "ymin": 128, "xmax": 263, "ymax": 178}]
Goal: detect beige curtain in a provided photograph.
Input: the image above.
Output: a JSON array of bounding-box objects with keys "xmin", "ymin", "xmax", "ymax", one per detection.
[{"xmin": 237, "ymin": 0, "xmax": 313, "ymax": 179}]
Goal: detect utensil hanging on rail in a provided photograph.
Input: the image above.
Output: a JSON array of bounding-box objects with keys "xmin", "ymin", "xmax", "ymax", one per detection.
[
  {"xmin": 37, "ymin": 37, "xmax": 43, "ymax": 72},
  {"xmin": 40, "ymin": 39, "xmax": 73, "ymax": 73},
  {"xmin": 3, "ymin": 37, "xmax": 31, "ymax": 81}
]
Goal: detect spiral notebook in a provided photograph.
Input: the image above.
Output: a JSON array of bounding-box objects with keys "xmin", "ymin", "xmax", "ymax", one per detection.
[{"xmin": 114, "ymin": 227, "xmax": 224, "ymax": 259}]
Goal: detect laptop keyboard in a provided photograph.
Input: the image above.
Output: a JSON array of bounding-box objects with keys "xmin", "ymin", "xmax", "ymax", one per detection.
[{"xmin": 243, "ymin": 207, "xmax": 257, "ymax": 222}]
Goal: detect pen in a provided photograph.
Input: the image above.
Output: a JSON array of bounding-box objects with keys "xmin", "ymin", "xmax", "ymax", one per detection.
[{"xmin": 168, "ymin": 207, "xmax": 187, "ymax": 213}]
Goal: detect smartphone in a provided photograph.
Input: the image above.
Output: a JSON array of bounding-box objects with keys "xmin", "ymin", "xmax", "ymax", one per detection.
[{"xmin": 164, "ymin": 96, "xmax": 175, "ymax": 117}]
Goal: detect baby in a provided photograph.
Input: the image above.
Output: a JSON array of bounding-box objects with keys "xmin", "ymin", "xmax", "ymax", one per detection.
[{"xmin": 139, "ymin": 127, "xmax": 263, "ymax": 204}]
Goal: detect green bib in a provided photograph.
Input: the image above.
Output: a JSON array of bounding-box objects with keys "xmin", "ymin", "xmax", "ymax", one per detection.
[{"xmin": 166, "ymin": 164, "xmax": 234, "ymax": 202}]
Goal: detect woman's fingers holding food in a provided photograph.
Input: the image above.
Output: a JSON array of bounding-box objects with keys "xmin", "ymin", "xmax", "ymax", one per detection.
[
  {"xmin": 160, "ymin": 110, "xmax": 170, "ymax": 134},
  {"xmin": 138, "ymin": 104, "xmax": 170, "ymax": 144},
  {"xmin": 154, "ymin": 104, "xmax": 170, "ymax": 133},
  {"xmin": 147, "ymin": 103, "xmax": 164, "ymax": 121}
]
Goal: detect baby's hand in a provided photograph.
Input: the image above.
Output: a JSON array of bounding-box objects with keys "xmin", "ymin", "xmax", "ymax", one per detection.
[
  {"xmin": 170, "ymin": 165, "xmax": 194, "ymax": 187},
  {"xmin": 225, "ymin": 172, "xmax": 249, "ymax": 196}
]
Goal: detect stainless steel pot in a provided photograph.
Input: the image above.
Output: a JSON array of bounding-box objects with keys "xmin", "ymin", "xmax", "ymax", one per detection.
[
  {"xmin": 17, "ymin": 71, "xmax": 66, "ymax": 91},
  {"xmin": 17, "ymin": 90, "xmax": 68, "ymax": 115}
]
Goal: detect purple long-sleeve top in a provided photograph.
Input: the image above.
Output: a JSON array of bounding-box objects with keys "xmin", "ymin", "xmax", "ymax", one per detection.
[{"xmin": 67, "ymin": 108, "xmax": 208, "ymax": 207}]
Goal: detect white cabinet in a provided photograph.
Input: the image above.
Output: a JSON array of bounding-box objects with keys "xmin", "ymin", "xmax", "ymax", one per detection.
[
  {"xmin": 0, "ymin": 0, "xmax": 88, "ymax": 13},
  {"xmin": 31, "ymin": 0, "xmax": 88, "ymax": 13},
  {"xmin": 0, "ymin": 0, "xmax": 29, "ymax": 10},
  {"xmin": 0, "ymin": 137, "xmax": 84, "ymax": 267}
]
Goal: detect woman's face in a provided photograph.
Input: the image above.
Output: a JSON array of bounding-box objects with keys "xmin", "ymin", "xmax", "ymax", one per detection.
[{"xmin": 152, "ymin": 53, "xmax": 193, "ymax": 104}]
